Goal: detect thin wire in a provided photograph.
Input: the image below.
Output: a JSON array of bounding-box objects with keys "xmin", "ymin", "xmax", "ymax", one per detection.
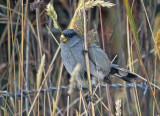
[{"xmin": 0, "ymin": 83, "xmax": 157, "ymax": 99}]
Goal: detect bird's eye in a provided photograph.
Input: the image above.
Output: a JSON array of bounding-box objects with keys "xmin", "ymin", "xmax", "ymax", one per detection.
[
  {"xmin": 63, "ymin": 31, "xmax": 76, "ymax": 38},
  {"xmin": 69, "ymin": 34, "xmax": 73, "ymax": 37},
  {"xmin": 67, "ymin": 34, "xmax": 73, "ymax": 38}
]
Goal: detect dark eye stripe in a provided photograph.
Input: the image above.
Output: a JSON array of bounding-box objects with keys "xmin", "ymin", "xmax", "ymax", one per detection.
[
  {"xmin": 64, "ymin": 33, "xmax": 76, "ymax": 38},
  {"xmin": 62, "ymin": 29, "xmax": 77, "ymax": 38}
]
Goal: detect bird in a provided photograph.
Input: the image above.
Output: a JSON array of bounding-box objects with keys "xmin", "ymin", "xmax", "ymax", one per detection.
[{"xmin": 60, "ymin": 29, "xmax": 138, "ymax": 86}]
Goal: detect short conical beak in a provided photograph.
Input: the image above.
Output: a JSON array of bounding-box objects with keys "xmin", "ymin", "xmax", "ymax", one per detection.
[{"xmin": 60, "ymin": 35, "xmax": 67, "ymax": 43}]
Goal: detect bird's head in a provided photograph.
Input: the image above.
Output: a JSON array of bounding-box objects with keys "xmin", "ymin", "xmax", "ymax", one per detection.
[{"xmin": 60, "ymin": 29, "xmax": 77, "ymax": 43}]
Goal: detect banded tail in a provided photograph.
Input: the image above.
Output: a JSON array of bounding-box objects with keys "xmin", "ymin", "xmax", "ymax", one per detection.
[{"xmin": 109, "ymin": 64, "xmax": 138, "ymax": 83}]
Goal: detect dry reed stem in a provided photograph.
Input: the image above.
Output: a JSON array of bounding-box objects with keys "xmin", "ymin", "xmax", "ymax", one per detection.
[
  {"xmin": 80, "ymin": 88, "xmax": 88, "ymax": 116},
  {"xmin": 92, "ymin": 96, "xmax": 103, "ymax": 106},
  {"xmin": 135, "ymin": 23, "xmax": 160, "ymax": 114},
  {"xmin": 0, "ymin": 106, "xmax": 9, "ymax": 116},
  {"xmin": 131, "ymin": 70, "xmax": 160, "ymax": 90},
  {"xmin": 68, "ymin": 0, "xmax": 114, "ymax": 29},
  {"xmin": 153, "ymin": 29, "xmax": 160, "ymax": 115},
  {"xmin": 24, "ymin": 0, "xmax": 29, "ymax": 28},
  {"xmin": 65, "ymin": 92, "xmax": 88, "ymax": 111},
  {"xmin": 44, "ymin": 92, "xmax": 46, "ymax": 116},
  {"xmin": 126, "ymin": 49, "xmax": 154, "ymax": 68},
  {"xmin": 17, "ymin": 41, "xmax": 21, "ymax": 115},
  {"xmin": 2, "ymin": 97, "xmax": 13, "ymax": 115},
  {"xmin": 0, "ymin": 0, "xmax": 20, "ymax": 46},
  {"xmin": 76, "ymin": 110, "xmax": 79, "ymax": 116},
  {"xmin": 127, "ymin": 15, "xmax": 141, "ymax": 116},
  {"xmin": 115, "ymin": 99, "xmax": 121, "ymax": 116},
  {"xmin": 140, "ymin": 0, "xmax": 160, "ymax": 59},
  {"xmin": 68, "ymin": 0, "xmax": 83, "ymax": 29},
  {"xmin": 36, "ymin": 54, "xmax": 45, "ymax": 89},
  {"xmin": 94, "ymin": 93, "xmax": 114, "ymax": 116},
  {"xmin": 83, "ymin": 0, "xmax": 95, "ymax": 115},
  {"xmin": 16, "ymin": 39, "xmax": 35, "ymax": 115},
  {"xmin": 153, "ymin": 56, "xmax": 157, "ymax": 116},
  {"xmin": 68, "ymin": 64, "xmax": 81, "ymax": 95},
  {"xmin": 99, "ymin": 6, "xmax": 112, "ymax": 116},
  {"xmin": 28, "ymin": 46, "xmax": 60, "ymax": 116},
  {"xmin": 46, "ymin": 25, "xmax": 60, "ymax": 45},
  {"xmin": 52, "ymin": 99, "xmax": 56, "ymax": 116},
  {"xmin": 36, "ymin": 5, "xmax": 42, "ymax": 58},
  {"xmin": 155, "ymin": 29, "xmax": 160, "ymax": 55},
  {"xmin": 46, "ymin": 11, "xmax": 60, "ymax": 114},
  {"xmin": 67, "ymin": 96, "xmax": 70, "ymax": 116},
  {"xmin": 6, "ymin": 1, "xmax": 12, "ymax": 115},
  {"xmin": 124, "ymin": 0, "xmax": 160, "ymax": 112},
  {"xmin": 79, "ymin": 89, "xmax": 82, "ymax": 116},
  {"xmin": 36, "ymin": 2, "xmax": 42, "ymax": 115},
  {"xmin": 20, "ymin": 0, "xmax": 24, "ymax": 115},
  {"xmin": 52, "ymin": 62, "xmax": 63, "ymax": 115},
  {"xmin": 0, "ymin": 4, "xmax": 21, "ymax": 15}
]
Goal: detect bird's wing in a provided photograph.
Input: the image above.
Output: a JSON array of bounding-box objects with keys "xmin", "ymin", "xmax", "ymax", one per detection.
[{"xmin": 87, "ymin": 43, "xmax": 111, "ymax": 74}]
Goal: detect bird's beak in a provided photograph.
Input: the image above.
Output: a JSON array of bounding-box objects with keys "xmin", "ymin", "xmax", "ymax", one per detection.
[{"xmin": 60, "ymin": 35, "xmax": 67, "ymax": 43}]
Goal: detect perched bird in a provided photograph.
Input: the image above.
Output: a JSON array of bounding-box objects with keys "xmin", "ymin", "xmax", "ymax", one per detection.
[{"xmin": 60, "ymin": 29, "xmax": 138, "ymax": 86}]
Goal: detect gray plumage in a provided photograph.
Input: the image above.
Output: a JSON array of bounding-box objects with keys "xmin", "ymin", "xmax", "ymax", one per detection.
[{"xmin": 60, "ymin": 29, "xmax": 138, "ymax": 86}]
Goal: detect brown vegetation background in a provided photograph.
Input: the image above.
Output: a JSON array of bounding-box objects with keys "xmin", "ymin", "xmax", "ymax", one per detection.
[{"xmin": 0, "ymin": 0, "xmax": 160, "ymax": 115}]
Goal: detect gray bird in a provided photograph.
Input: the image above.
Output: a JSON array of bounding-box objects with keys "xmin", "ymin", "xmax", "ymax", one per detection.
[{"xmin": 60, "ymin": 29, "xmax": 138, "ymax": 86}]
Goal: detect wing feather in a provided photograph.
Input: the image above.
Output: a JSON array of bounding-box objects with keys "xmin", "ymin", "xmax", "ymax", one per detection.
[{"xmin": 88, "ymin": 43, "xmax": 111, "ymax": 75}]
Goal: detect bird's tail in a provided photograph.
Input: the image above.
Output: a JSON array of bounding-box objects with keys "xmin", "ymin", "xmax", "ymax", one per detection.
[{"xmin": 109, "ymin": 64, "xmax": 138, "ymax": 83}]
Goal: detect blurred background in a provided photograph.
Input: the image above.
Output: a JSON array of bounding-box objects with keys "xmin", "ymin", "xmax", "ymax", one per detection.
[{"xmin": 0, "ymin": 0, "xmax": 160, "ymax": 115}]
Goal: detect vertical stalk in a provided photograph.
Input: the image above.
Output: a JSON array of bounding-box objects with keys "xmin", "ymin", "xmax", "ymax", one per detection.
[
  {"xmin": 36, "ymin": 0, "xmax": 42, "ymax": 115},
  {"xmin": 153, "ymin": 56, "xmax": 157, "ymax": 115},
  {"xmin": 28, "ymin": 46, "xmax": 60, "ymax": 116},
  {"xmin": 14, "ymin": 4, "xmax": 21, "ymax": 114},
  {"xmin": 21, "ymin": 0, "xmax": 24, "ymax": 115},
  {"xmin": 25, "ymin": 22, "xmax": 30, "ymax": 114},
  {"xmin": 83, "ymin": 0, "xmax": 95, "ymax": 115},
  {"xmin": 7, "ymin": 0, "xmax": 11, "ymax": 97},
  {"xmin": 127, "ymin": 16, "xmax": 141, "ymax": 116},
  {"xmin": 99, "ymin": 6, "xmax": 112, "ymax": 116}
]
